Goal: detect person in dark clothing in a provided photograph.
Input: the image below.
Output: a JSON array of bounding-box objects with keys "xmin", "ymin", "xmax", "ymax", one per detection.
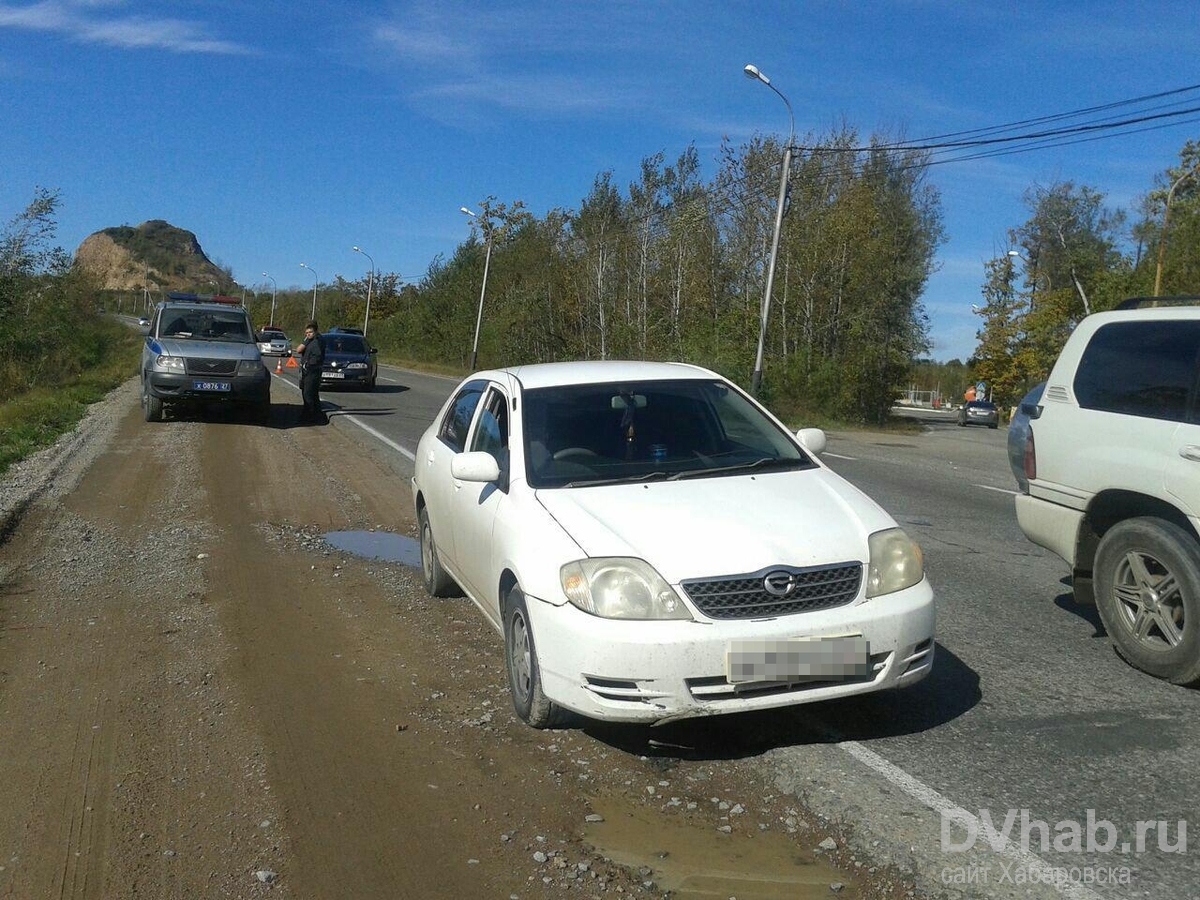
[{"xmin": 296, "ymin": 321, "xmax": 326, "ymax": 423}]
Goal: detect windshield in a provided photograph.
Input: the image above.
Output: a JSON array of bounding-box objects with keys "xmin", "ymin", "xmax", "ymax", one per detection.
[
  {"xmin": 326, "ymin": 336, "xmax": 367, "ymax": 353},
  {"xmin": 159, "ymin": 309, "xmax": 252, "ymax": 342},
  {"xmin": 522, "ymin": 378, "xmax": 814, "ymax": 488}
]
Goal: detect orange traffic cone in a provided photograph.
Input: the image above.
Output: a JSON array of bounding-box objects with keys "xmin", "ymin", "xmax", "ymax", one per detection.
[{"xmin": 274, "ymin": 357, "xmax": 283, "ymax": 374}]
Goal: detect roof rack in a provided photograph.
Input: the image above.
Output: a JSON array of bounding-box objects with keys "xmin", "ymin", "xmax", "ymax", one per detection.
[{"xmin": 1114, "ymin": 295, "xmax": 1200, "ymax": 310}]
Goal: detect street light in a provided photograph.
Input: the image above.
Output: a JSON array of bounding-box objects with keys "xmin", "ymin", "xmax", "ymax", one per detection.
[
  {"xmin": 1154, "ymin": 163, "xmax": 1200, "ymax": 297},
  {"xmin": 1007, "ymin": 250, "xmax": 1050, "ymax": 307},
  {"xmin": 262, "ymin": 272, "xmax": 278, "ymax": 325},
  {"xmin": 744, "ymin": 63, "xmax": 796, "ymax": 397},
  {"xmin": 299, "ymin": 263, "xmax": 319, "ymax": 320},
  {"xmin": 352, "ymin": 246, "xmax": 375, "ymax": 337},
  {"xmin": 460, "ymin": 207, "xmax": 493, "ymax": 371}
]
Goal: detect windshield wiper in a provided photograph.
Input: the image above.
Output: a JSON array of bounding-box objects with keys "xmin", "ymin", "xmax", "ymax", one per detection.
[
  {"xmin": 562, "ymin": 471, "xmax": 672, "ymax": 488},
  {"xmin": 669, "ymin": 457, "xmax": 806, "ymax": 480}
]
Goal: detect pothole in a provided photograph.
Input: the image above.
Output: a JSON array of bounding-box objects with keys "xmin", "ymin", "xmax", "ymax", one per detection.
[
  {"xmin": 583, "ymin": 794, "xmax": 857, "ymax": 899},
  {"xmin": 323, "ymin": 530, "xmax": 421, "ymax": 567}
]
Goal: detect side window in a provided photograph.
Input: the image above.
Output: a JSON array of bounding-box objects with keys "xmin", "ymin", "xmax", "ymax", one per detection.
[
  {"xmin": 438, "ymin": 383, "xmax": 485, "ymax": 452},
  {"xmin": 470, "ymin": 389, "xmax": 508, "ymax": 457},
  {"xmin": 1074, "ymin": 321, "xmax": 1200, "ymax": 423}
]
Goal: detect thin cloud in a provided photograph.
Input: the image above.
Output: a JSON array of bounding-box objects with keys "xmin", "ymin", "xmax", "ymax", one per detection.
[
  {"xmin": 367, "ymin": 1, "xmax": 658, "ymax": 119},
  {"xmin": 0, "ymin": 1, "xmax": 253, "ymax": 55}
]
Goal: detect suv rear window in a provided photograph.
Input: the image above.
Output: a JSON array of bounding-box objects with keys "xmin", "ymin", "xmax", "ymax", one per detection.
[{"xmin": 1073, "ymin": 320, "xmax": 1200, "ymax": 422}]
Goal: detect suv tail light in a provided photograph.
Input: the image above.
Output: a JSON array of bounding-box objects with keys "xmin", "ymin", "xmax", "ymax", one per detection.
[{"xmin": 1023, "ymin": 431, "xmax": 1037, "ymax": 482}]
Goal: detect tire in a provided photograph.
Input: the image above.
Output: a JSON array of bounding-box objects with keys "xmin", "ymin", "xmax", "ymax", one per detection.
[
  {"xmin": 503, "ymin": 585, "xmax": 559, "ymax": 728},
  {"xmin": 142, "ymin": 379, "xmax": 163, "ymax": 423},
  {"xmin": 418, "ymin": 507, "xmax": 458, "ymax": 598},
  {"xmin": 988, "ymin": 423, "xmax": 998, "ymax": 429},
  {"xmin": 1094, "ymin": 517, "xmax": 1200, "ymax": 685}
]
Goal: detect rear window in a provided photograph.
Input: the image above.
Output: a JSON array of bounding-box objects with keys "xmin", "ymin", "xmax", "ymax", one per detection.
[{"xmin": 1073, "ymin": 320, "xmax": 1200, "ymax": 422}]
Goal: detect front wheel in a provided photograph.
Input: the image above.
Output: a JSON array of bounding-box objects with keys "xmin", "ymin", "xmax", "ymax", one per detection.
[
  {"xmin": 142, "ymin": 379, "xmax": 163, "ymax": 422},
  {"xmin": 504, "ymin": 586, "xmax": 560, "ymax": 728},
  {"xmin": 1094, "ymin": 517, "xmax": 1200, "ymax": 685}
]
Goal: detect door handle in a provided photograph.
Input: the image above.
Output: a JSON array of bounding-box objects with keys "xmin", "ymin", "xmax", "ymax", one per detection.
[{"xmin": 1180, "ymin": 445, "xmax": 1200, "ymax": 462}]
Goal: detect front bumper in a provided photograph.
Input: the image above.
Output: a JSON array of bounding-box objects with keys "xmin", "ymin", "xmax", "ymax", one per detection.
[
  {"xmin": 320, "ymin": 367, "xmax": 373, "ymax": 387},
  {"xmin": 528, "ymin": 579, "xmax": 935, "ymax": 723},
  {"xmin": 146, "ymin": 367, "xmax": 270, "ymax": 405}
]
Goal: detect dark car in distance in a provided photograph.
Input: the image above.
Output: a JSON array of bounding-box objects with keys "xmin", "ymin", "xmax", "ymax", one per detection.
[
  {"xmin": 318, "ymin": 333, "xmax": 378, "ymax": 390},
  {"xmin": 958, "ymin": 399, "xmax": 999, "ymax": 429}
]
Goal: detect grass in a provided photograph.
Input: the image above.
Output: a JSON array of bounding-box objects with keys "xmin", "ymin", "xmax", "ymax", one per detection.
[{"xmin": 0, "ymin": 343, "xmax": 139, "ymax": 478}]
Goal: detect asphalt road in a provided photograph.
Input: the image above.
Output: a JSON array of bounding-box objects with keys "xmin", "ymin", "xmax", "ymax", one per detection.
[{"xmin": 293, "ymin": 365, "xmax": 1198, "ymax": 900}]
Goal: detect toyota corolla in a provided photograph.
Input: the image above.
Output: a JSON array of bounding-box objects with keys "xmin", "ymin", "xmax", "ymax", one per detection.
[{"xmin": 411, "ymin": 361, "xmax": 935, "ymax": 728}]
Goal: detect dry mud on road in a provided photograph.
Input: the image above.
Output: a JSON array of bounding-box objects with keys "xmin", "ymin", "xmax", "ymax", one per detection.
[{"xmin": 0, "ymin": 383, "xmax": 924, "ymax": 900}]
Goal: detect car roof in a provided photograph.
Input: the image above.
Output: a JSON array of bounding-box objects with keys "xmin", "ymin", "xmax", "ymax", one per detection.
[{"xmin": 485, "ymin": 360, "xmax": 718, "ymax": 391}]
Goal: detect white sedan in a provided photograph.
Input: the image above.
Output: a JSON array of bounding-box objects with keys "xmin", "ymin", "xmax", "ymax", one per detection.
[{"xmin": 412, "ymin": 361, "xmax": 935, "ymax": 728}]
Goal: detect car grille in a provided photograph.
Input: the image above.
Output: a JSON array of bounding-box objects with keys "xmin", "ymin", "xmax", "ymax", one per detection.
[
  {"xmin": 185, "ymin": 358, "xmax": 238, "ymax": 376},
  {"xmin": 680, "ymin": 563, "xmax": 862, "ymax": 620}
]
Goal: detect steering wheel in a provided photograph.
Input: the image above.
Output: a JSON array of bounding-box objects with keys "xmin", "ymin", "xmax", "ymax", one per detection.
[{"xmin": 553, "ymin": 447, "xmax": 600, "ymax": 461}]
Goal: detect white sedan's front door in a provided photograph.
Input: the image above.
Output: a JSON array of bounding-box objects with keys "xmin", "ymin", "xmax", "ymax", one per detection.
[{"xmin": 450, "ymin": 386, "xmax": 510, "ymax": 627}]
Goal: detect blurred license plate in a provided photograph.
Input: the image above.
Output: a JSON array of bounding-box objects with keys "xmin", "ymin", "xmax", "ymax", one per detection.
[
  {"xmin": 323, "ymin": 371, "xmax": 344, "ymax": 379},
  {"xmin": 726, "ymin": 636, "xmax": 869, "ymax": 684},
  {"xmin": 193, "ymin": 380, "xmax": 231, "ymax": 392}
]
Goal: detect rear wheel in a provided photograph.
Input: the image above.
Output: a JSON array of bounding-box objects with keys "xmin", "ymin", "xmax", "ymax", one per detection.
[
  {"xmin": 419, "ymin": 507, "xmax": 458, "ymax": 598},
  {"xmin": 503, "ymin": 586, "xmax": 559, "ymax": 728},
  {"xmin": 1094, "ymin": 517, "xmax": 1200, "ymax": 685}
]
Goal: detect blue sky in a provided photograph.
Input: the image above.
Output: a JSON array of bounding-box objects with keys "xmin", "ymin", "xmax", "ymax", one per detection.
[{"xmin": 3, "ymin": 0, "xmax": 1198, "ymax": 362}]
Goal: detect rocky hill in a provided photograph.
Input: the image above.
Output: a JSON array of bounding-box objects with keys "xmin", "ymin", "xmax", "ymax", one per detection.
[{"xmin": 74, "ymin": 220, "xmax": 229, "ymax": 292}]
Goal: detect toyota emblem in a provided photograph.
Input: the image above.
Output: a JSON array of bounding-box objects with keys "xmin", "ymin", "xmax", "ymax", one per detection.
[{"xmin": 763, "ymin": 570, "xmax": 795, "ymax": 597}]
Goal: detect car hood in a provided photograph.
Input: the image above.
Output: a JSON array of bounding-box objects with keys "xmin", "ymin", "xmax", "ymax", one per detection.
[
  {"xmin": 535, "ymin": 468, "xmax": 894, "ymax": 582},
  {"xmin": 324, "ymin": 350, "xmax": 371, "ymax": 366},
  {"xmin": 151, "ymin": 338, "xmax": 260, "ymax": 360}
]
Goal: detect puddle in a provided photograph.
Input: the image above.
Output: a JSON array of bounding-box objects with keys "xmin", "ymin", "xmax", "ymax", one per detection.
[
  {"xmin": 323, "ymin": 531, "xmax": 422, "ymax": 568},
  {"xmin": 584, "ymin": 796, "xmax": 857, "ymax": 899}
]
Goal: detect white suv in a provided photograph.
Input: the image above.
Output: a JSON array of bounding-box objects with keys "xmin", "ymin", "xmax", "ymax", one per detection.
[{"xmin": 1015, "ymin": 300, "xmax": 1200, "ymax": 684}]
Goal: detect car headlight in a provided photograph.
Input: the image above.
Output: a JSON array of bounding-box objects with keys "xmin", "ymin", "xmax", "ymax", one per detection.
[
  {"xmin": 865, "ymin": 527, "xmax": 924, "ymax": 598},
  {"xmin": 346, "ymin": 362, "xmax": 368, "ymax": 370},
  {"xmin": 560, "ymin": 558, "xmax": 692, "ymax": 620},
  {"xmin": 237, "ymin": 359, "xmax": 264, "ymax": 374},
  {"xmin": 155, "ymin": 355, "xmax": 184, "ymax": 372}
]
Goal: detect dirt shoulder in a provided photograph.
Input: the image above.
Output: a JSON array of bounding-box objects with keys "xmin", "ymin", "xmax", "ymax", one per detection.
[{"xmin": 0, "ymin": 382, "xmax": 924, "ymax": 900}]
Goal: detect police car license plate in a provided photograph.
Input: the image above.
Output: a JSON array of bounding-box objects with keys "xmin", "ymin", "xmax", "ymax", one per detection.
[
  {"xmin": 726, "ymin": 636, "xmax": 869, "ymax": 684},
  {"xmin": 193, "ymin": 380, "xmax": 231, "ymax": 392}
]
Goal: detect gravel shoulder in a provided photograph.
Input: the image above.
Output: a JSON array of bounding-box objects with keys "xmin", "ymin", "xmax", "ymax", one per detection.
[{"xmin": 0, "ymin": 380, "xmax": 930, "ymax": 900}]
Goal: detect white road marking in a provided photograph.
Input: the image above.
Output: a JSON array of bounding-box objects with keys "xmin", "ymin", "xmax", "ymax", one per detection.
[
  {"xmin": 343, "ymin": 415, "xmax": 416, "ymax": 461},
  {"xmin": 837, "ymin": 740, "xmax": 1103, "ymax": 900},
  {"xmin": 975, "ymin": 483, "xmax": 1019, "ymax": 496},
  {"xmin": 823, "ymin": 452, "xmax": 858, "ymax": 460},
  {"xmin": 270, "ymin": 371, "xmax": 417, "ymax": 462}
]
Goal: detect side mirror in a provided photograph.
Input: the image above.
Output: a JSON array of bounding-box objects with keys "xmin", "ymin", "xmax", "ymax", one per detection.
[
  {"xmin": 369, "ymin": 347, "xmax": 378, "ymax": 354},
  {"xmin": 451, "ymin": 451, "xmax": 501, "ymax": 483},
  {"xmin": 796, "ymin": 427, "xmax": 827, "ymax": 455}
]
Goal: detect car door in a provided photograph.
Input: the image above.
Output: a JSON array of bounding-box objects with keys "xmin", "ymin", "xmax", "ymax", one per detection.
[
  {"xmin": 450, "ymin": 384, "xmax": 511, "ymax": 624},
  {"xmin": 422, "ymin": 380, "xmax": 487, "ymax": 577}
]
